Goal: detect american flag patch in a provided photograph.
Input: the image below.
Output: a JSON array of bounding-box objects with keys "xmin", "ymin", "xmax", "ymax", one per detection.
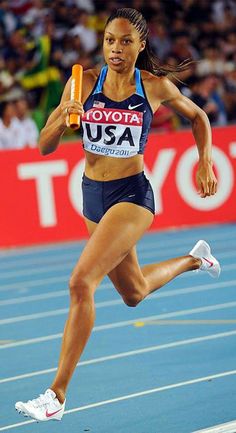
[{"xmin": 93, "ymin": 100, "xmax": 105, "ymax": 108}]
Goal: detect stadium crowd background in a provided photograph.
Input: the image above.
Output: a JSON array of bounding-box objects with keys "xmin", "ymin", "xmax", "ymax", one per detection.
[{"xmin": 0, "ymin": 0, "xmax": 236, "ymax": 149}]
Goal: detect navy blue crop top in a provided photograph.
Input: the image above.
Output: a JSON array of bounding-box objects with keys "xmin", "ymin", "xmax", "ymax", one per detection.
[{"xmin": 81, "ymin": 65, "xmax": 153, "ymax": 158}]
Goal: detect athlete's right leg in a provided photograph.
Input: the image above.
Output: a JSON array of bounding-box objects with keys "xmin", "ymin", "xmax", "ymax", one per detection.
[
  {"xmin": 48, "ymin": 202, "xmax": 153, "ymax": 404},
  {"xmin": 16, "ymin": 203, "xmax": 153, "ymax": 421}
]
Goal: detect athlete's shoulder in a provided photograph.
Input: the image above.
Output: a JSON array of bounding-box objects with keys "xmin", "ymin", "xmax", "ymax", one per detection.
[
  {"xmin": 140, "ymin": 69, "xmax": 166, "ymax": 97},
  {"xmin": 82, "ymin": 68, "xmax": 102, "ymax": 102},
  {"xmin": 83, "ymin": 68, "xmax": 99, "ymax": 84},
  {"xmin": 140, "ymin": 70, "xmax": 180, "ymax": 102},
  {"xmin": 140, "ymin": 69, "xmax": 162, "ymax": 85}
]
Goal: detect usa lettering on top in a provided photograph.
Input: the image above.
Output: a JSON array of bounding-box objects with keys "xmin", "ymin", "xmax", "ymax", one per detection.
[{"xmin": 82, "ymin": 107, "xmax": 143, "ymax": 156}]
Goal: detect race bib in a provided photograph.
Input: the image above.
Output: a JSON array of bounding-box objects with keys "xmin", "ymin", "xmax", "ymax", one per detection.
[{"xmin": 81, "ymin": 107, "xmax": 143, "ymax": 158}]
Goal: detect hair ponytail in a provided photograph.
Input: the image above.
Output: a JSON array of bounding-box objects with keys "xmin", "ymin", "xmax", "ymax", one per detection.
[
  {"xmin": 105, "ymin": 8, "xmax": 192, "ymax": 77},
  {"xmin": 136, "ymin": 38, "xmax": 192, "ymax": 77}
]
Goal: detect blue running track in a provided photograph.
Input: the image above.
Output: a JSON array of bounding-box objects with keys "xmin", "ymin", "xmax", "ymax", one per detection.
[{"xmin": 0, "ymin": 223, "xmax": 236, "ymax": 433}]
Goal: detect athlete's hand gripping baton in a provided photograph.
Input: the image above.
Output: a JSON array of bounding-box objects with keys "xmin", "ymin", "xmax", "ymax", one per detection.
[{"xmin": 69, "ymin": 64, "xmax": 83, "ymax": 130}]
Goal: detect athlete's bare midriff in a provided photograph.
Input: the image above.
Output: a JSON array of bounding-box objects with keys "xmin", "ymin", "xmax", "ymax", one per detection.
[{"xmin": 84, "ymin": 151, "xmax": 144, "ymax": 181}]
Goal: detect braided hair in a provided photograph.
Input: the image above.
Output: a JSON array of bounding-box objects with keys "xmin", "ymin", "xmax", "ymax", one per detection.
[{"xmin": 105, "ymin": 8, "xmax": 191, "ymax": 77}]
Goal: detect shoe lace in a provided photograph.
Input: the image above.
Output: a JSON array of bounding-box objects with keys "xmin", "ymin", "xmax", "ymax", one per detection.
[{"xmin": 28, "ymin": 393, "xmax": 52, "ymax": 408}]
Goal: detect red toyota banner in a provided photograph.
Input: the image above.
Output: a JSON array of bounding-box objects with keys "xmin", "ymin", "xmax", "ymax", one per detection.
[{"xmin": 0, "ymin": 125, "xmax": 236, "ymax": 248}]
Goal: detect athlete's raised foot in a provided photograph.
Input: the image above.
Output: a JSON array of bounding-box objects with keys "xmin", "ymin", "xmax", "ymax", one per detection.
[
  {"xmin": 189, "ymin": 239, "xmax": 221, "ymax": 278},
  {"xmin": 15, "ymin": 389, "xmax": 65, "ymax": 422}
]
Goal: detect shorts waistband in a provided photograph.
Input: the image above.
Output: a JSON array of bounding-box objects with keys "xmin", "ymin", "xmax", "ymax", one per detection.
[{"xmin": 83, "ymin": 171, "xmax": 145, "ymax": 185}]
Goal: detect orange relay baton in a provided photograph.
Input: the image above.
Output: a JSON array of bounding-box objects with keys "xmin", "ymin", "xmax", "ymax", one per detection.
[{"xmin": 69, "ymin": 64, "xmax": 83, "ymax": 130}]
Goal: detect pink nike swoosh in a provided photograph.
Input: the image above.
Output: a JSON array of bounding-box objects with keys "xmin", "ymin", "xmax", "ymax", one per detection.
[
  {"xmin": 203, "ymin": 257, "xmax": 214, "ymax": 267},
  {"xmin": 46, "ymin": 408, "xmax": 62, "ymax": 418}
]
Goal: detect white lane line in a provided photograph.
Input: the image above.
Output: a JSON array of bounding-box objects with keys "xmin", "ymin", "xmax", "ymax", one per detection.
[
  {"xmin": 0, "ymin": 275, "xmax": 68, "ymax": 293},
  {"xmin": 1, "ymin": 369, "xmax": 236, "ymax": 432},
  {"xmin": 1, "ymin": 280, "xmax": 236, "ymax": 325},
  {"xmin": 142, "ymin": 320, "xmax": 236, "ymax": 325},
  {"xmin": 0, "ymin": 253, "xmax": 79, "ymax": 277},
  {"xmin": 0, "ymin": 340, "xmax": 14, "ymax": 345},
  {"xmin": 1, "ymin": 301, "xmax": 236, "ymax": 349},
  {"xmin": 0, "ymin": 228, "xmax": 235, "ymax": 272},
  {"xmin": 0, "ymin": 333, "xmax": 62, "ymax": 350},
  {"xmin": 192, "ymin": 420, "xmax": 236, "ymax": 432},
  {"xmin": 64, "ymin": 370, "xmax": 236, "ymax": 415},
  {"xmin": 0, "ymin": 224, "xmax": 229, "ymax": 258},
  {"xmin": 0, "ymin": 271, "xmax": 235, "ymax": 307},
  {"xmin": 1, "ymin": 329, "xmax": 236, "ymax": 384},
  {"xmin": 0, "ymin": 276, "xmax": 112, "ymax": 294},
  {"xmin": 0, "ymin": 261, "xmax": 73, "ymax": 279},
  {"xmin": 93, "ymin": 302, "xmax": 236, "ymax": 331},
  {"xmin": 0, "ymin": 232, "xmax": 236, "ymax": 279},
  {"xmin": 0, "ymin": 238, "xmax": 86, "ymax": 257},
  {"xmin": 0, "ymin": 249, "xmax": 235, "ymax": 294},
  {"xmin": 0, "ymin": 290, "xmax": 69, "ymax": 306},
  {"xmin": 0, "ymin": 420, "xmax": 35, "ymax": 431},
  {"xmin": 141, "ymin": 249, "xmax": 236, "ymax": 261}
]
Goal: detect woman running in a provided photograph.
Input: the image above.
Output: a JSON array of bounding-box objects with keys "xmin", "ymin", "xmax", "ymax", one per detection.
[{"xmin": 15, "ymin": 8, "xmax": 220, "ymax": 422}]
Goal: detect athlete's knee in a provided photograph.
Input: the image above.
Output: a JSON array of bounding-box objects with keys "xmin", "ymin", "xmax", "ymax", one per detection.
[
  {"xmin": 118, "ymin": 278, "xmax": 147, "ymax": 307},
  {"xmin": 69, "ymin": 272, "xmax": 94, "ymax": 302},
  {"xmin": 122, "ymin": 291, "xmax": 144, "ymax": 307}
]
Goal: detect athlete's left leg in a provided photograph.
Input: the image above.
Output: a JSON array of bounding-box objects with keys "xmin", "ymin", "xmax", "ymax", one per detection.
[
  {"xmin": 85, "ymin": 214, "xmax": 201, "ymax": 307},
  {"xmin": 108, "ymin": 246, "xmax": 201, "ymax": 306}
]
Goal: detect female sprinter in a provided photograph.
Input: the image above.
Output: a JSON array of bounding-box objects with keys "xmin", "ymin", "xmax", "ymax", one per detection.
[{"xmin": 15, "ymin": 8, "xmax": 220, "ymax": 422}]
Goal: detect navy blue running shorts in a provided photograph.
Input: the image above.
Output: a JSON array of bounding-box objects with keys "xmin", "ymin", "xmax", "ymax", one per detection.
[{"xmin": 82, "ymin": 171, "xmax": 155, "ymax": 223}]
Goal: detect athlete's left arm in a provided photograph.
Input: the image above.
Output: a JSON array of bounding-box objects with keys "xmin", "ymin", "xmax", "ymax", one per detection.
[{"xmin": 154, "ymin": 76, "xmax": 217, "ymax": 198}]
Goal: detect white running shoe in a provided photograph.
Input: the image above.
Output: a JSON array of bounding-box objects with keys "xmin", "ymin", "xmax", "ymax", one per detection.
[
  {"xmin": 15, "ymin": 389, "xmax": 65, "ymax": 422},
  {"xmin": 189, "ymin": 239, "xmax": 221, "ymax": 278}
]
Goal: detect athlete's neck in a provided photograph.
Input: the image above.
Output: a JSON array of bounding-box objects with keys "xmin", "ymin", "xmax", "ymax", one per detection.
[{"xmin": 105, "ymin": 67, "xmax": 136, "ymax": 92}]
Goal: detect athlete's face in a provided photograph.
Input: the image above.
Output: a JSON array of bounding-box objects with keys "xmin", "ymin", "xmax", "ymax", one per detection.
[{"xmin": 103, "ymin": 18, "xmax": 146, "ymax": 71}]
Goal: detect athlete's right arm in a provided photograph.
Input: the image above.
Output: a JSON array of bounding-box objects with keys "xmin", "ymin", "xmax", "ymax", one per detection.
[{"xmin": 38, "ymin": 70, "xmax": 96, "ymax": 155}]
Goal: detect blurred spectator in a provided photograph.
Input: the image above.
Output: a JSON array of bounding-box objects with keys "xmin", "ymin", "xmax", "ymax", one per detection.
[
  {"xmin": 0, "ymin": 1, "xmax": 19, "ymax": 36},
  {"xmin": 197, "ymin": 45, "xmax": 231, "ymax": 76},
  {"xmin": 224, "ymin": 65, "xmax": 236, "ymax": 122},
  {"xmin": 74, "ymin": 0, "xmax": 94, "ymax": 13},
  {"xmin": 170, "ymin": 17, "xmax": 186, "ymax": 34},
  {"xmin": 69, "ymin": 9, "xmax": 97, "ymax": 53},
  {"xmin": 149, "ymin": 21, "xmax": 171, "ymax": 62},
  {"xmin": 220, "ymin": 29, "xmax": 236, "ymax": 60},
  {"xmin": 0, "ymin": 100, "xmax": 25, "ymax": 150},
  {"xmin": 0, "ymin": 56, "xmax": 15, "ymax": 95},
  {"xmin": 212, "ymin": 0, "xmax": 236, "ymax": 24},
  {"xmin": 15, "ymin": 95, "xmax": 39, "ymax": 147},
  {"xmin": 169, "ymin": 31, "xmax": 199, "ymax": 63},
  {"xmin": 21, "ymin": 0, "xmax": 51, "ymax": 38},
  {"xmin": 2, "ymin": 30, "xmax": 27, "ymax": 79},
  {"xmin": 88, "ymin": 9, "xmax": 108, "ymax": 45},
  {"xmin": 214, "ymin": 4, "xmax": 236, "ymax": 31},
  {"xmin": 9, "ymin": 1, "xmax": 32, "ymax": 15},
  {"xmin": 188, "ymin": 75, "xmax": 227, "ymax": 126}
]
